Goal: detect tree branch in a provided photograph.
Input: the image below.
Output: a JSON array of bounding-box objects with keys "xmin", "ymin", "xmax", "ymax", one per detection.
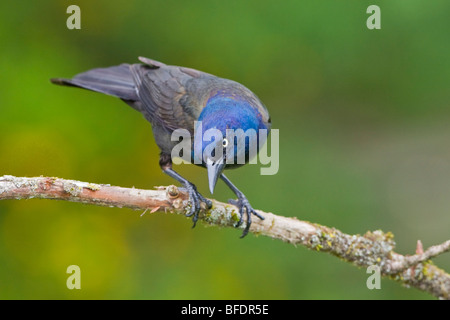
[{"xmin": 0, "ymin": 175, "xmax": 449, "ymax": 299}]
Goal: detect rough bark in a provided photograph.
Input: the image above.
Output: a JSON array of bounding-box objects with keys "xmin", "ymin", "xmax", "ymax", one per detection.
[{"xmin": 1, "ymin": 175, "xmax": 449, "ymax": 299}]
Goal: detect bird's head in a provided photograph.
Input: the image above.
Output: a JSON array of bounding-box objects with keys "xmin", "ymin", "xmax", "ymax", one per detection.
[{"xmin": 193, "ymin": 91, "xmax": 270, "ymax": 194}]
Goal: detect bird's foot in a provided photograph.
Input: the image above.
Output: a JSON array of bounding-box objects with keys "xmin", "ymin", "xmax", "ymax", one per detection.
[
  {"xmin": 180, "ymin": 183, "xmax": 212, "ymax": 228},
  {"xmin": 228, "ymin": 195, "xmax": 264, "ymax": 238}
]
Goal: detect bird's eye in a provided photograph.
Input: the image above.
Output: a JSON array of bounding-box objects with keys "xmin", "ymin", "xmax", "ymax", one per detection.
[{"xmin": 222, "ymin": 138, "xmax": 229, "ymax": 147}]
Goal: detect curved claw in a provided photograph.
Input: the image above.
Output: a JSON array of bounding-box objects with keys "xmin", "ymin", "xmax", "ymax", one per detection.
[
  {"xmin": 228, "ymin": 197, "xmax": 264, "ymax": 238},
  {"xmin": 180, "ymin": 183, "xmax": 211, "ymax": 228}
]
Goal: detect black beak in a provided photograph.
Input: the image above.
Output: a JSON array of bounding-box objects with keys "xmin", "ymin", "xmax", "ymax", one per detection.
[{"xmin": 206, "ymin": 157, "xmax": 225, "ymax": 194}]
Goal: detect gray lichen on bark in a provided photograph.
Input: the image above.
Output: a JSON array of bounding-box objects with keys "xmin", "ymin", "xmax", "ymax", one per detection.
[{"xmin": 0, "ymin": 175, "xmax": 449, "ymax": 299}]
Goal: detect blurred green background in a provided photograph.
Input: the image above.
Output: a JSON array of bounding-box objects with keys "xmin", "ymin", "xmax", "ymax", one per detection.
[{"xmin": 0, "ymin": 0, "xmax": 449, "ymax": 299}]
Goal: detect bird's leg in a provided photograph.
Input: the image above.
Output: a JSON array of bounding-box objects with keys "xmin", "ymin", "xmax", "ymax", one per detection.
[
  {"xmin": 220, "ymin": 173, "xmax": 264, "ymax": 238},
  {"xmin": 160, "ymin": 154, "xmax": 212, "ymax": 227}
]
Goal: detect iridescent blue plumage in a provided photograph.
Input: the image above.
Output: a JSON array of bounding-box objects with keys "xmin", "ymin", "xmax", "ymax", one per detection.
[
  {"xmin": 51, "ymin": 56, "xmax": 271, "ymax": 237},
  {"xmin": 194, "ymin": 91, "xmax": 270, "ymax": 169}
]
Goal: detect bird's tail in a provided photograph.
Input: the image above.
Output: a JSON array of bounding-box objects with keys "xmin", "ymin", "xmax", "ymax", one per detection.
[{"xmin": 50, "ymin": 64, "xmax": 139, "ymax": 101}]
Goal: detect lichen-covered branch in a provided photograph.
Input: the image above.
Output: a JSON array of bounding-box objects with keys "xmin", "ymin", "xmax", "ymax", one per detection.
[{"xmin": 0, "ymin": 175, "xmax": 449, "ymax": 299}]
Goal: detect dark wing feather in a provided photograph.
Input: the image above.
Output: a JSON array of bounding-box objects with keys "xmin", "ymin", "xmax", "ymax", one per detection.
[{"xmin": 131, "ymin": 61, "xmax": 208, "ymax": 132}]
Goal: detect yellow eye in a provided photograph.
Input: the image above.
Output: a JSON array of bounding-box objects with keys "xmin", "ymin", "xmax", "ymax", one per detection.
[{"xmin": 222, "ymin": 138, "xmax": 229, "ymax": 147}]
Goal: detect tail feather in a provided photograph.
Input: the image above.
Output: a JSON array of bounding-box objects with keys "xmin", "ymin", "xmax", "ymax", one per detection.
[{"xmin": 50, "ymin": 64, "xmax": 139, "ymax": 101}]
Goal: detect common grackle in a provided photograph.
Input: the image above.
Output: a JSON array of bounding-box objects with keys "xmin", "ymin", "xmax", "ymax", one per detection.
[{"xmin": 51, "ymin": 56, "xmax": 271, "ymax": 237}]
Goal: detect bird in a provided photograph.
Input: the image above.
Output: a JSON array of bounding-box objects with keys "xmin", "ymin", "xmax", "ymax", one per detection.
[{"xmin": 51, "ymin": 56, "xmax": 271, "ymax": 237}]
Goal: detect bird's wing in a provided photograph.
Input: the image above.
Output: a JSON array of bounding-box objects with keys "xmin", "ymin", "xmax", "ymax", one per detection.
[{"xmin": 131, "ymin": 57, "xmax": 211, "ymax": 132}]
